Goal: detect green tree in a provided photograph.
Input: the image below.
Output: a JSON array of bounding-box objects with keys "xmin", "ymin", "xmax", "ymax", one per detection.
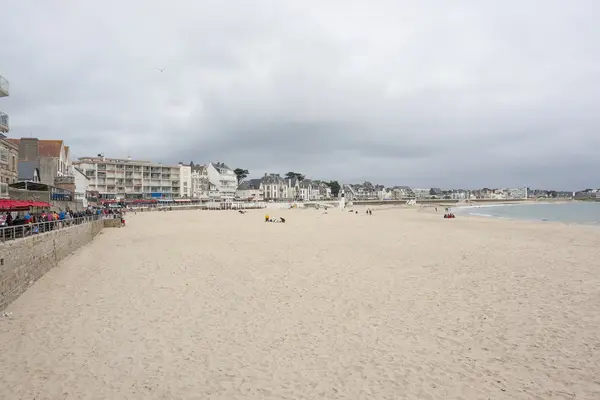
[
  {"xmin": 325, "ymin": 180, "xmax": 341, "ymax": 197},
  {"xmin": 284, "ymin": 172, "xmax": 305, "ymax": 181},
  {"xmin": 233, "ymin": 168, "xmax": 249, "ymax": 185}
]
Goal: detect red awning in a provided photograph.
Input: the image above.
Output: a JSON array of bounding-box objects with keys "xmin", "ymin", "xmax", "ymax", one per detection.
[{"xmin": 0, "ymin": 199, "xmax": 52, "ymax": 211}]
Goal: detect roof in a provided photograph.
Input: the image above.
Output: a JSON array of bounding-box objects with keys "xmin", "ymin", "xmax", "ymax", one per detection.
[
  {"xmin": 74, "ymin": 167, "xmax": 90, "ymax": 180},
  {"xmin": 38, "ymin": 140, "xmax": 63, "ymax": 157},
  {"xmin": 238, "ymin": 179, "xmax": 262, "ymax": 190},
  {"xmin": 191, "ymin": 164, "xmax": 207, "ymax": 173},
  {"xmin": 17, "ymin": 161, "xmax": 39, "ymax": 181},
  {"xmin": 261, "ymin": 173, "xmax": 284, "ymax": 184},
  {"xmin": 211, "ymin": 162, "xmax": 232, "ymax": 171},
  {"xmin": 8, "ymin": 138, "xmax": 64, "ymax": 157}
]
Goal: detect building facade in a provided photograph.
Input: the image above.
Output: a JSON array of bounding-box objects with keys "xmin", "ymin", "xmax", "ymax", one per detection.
[
  {"xmin": 75, "ymin": 156, "xmax": 192, "ymax": 200},
  {"xmin": 8, "ymin": 138, "xmax": 72, "ymax": 187},
  {"xmin": 0, "ymin": 74, "xmax": 8, "ymax": 134},
  {"xmin": 236, "ymin": 178, "xmax": 264, "ymax": 201},
  {"xmin": 190, "ymin": 164, "xmax": 210, "ymax": 199},
  {"xmin": 73, "ymin": 167, "xmax": 90, "ymax": 208},
  {"xmin": 261, "ymin": 173, "xmax": 288, "ymax": 200},
  {"xmin": 0, "ymin": 135, "xmax": 18, "ymax": 198},
  {"xmin": 205, "ymin": 162, "xmax": 237, "ymax": 201}
]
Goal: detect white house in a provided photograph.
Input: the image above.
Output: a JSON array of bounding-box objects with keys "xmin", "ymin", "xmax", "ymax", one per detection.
[
  {"xmin": 73, "ymin": 167, "xmax": 90, "ymax": 208},
  {"xmin": 206, "ymin": 162, "xmax": 237, "ymax": 201},
  {"xmin": 237, "ymin": 178, "xmax": 263, "ymax": 201},
  {"xmin": 261, "ymin": 173, "xmax": 288, "ymax": 200}
]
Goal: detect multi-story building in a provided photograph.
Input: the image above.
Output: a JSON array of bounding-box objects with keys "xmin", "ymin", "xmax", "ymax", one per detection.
[
  {"xmin": 73, "ymin": 167, "xmax": 90, "ymax": 208},
  {"xmin": 343, "ymin": 182, "xmax": 382, "ymax": 201},
  {"xmin": 0, "ymin": 135, "xmax": 18, "ymax": 198},
  {"xmin": 190, "ymin": 164, "xmax": 210, "ymax": 199},
  {"xmin": 8, "ymin": 138, "xmax": 72, "ymax": 186},
  {"xmin": 206, "ymin": 162, "xmax": 237, "ymax": 201},
  {"xmin": 236, "ymin": 178, "xmax": 264, "ymax": 201},
  {"xmin": 261, "ymin": 173, "xmax": 288, "ymax": 200},
  {"xmin": 0, "ymin": 74, "xmax": 9, "ymax": 134},
  {"xmin": 75, "ymin": 156, "xmax": 191, "ymax": 200}
]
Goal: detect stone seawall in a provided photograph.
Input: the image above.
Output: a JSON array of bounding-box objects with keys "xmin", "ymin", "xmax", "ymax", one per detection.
[{"xmin": 0, "ymin": 220, "xmax": 104, "ymax": 310}]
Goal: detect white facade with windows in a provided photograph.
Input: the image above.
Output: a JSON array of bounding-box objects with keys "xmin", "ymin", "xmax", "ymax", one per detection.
[
  {"xmin": 74, "ymin": 167, "xmax": 90, "ymax": 207},
  {"xmin": 206, "ymin": 162, "xmax": 237, "ymax": 201},
  {"xmin": 75, "ymin": 156, "xmax": 192, "ymax": 200}
]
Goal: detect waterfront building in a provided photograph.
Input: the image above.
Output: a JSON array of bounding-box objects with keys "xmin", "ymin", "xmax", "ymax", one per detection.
[
  {"xmin": 343, "ymin": 182, "xmax": 383, "ymax": 201},
  {"xmin": 0, "ymin": 135, "xmax": 18, "ymax": 198},
  {"xmin": 0, "ymin": 74, "xmax": 8, "ymax": 134},
  {"xmin": 205, "ymin": 162, "xmax": 237, "ymax": 201},
  {"xmin": 75, "ymin": 156, "xmax": 191, "ymax": 200},
  {"xmin": 190, "ymin": 164, "xmax": 210, "ymax": 199},
  {"xmin": 73, "ymin": 167, "xmax": 90, "ymax": 208},
  {"xmin": 8, "ymin": 138, "xmax": 73, "ymax": 187},
  {"xmin": 236, "ymin": 178, "xmax": 264, "ymax": 201},
  {"xmin": 260, "ymin": 173, "xmax": 288, "ymax": 201}
]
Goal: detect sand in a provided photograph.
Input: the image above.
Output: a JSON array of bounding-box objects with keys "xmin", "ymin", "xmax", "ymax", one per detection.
[{"xmin": 1, "ymin": 207, "xmax": 600, "ymax": 399}]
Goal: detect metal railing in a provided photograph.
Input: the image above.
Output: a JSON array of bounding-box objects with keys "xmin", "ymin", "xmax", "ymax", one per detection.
[
  {"xmin": 0, "ymin": 215, "xmax": 107, "ymax": 242},
  {"xmin": 0, "ymin": 111, "xmax": 8, "ymax": 132},
  {"xmin": 0, "ymin": 75, "xmax": 8, "ymax": 96}
]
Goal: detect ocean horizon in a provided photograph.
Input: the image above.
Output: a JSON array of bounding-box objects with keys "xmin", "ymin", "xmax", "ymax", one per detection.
[{"xmin": 456, "ymin": 201, "xmax": 600, "ymax": 225}]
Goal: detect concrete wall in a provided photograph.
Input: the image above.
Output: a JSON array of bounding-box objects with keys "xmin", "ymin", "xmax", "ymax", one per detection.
[
  {"xmin": 103, "ymin": 218, "xmax": 122, "ymax": 228},
  {"xmin": 39, "ymin": 157, "xmax": 58, "ymax": 186},
  {"xmin": 0, "ymin": 219, "xmax": 104, "ymax": 310},
  {"xmin": 8, "ymin": 187, "xmax": 50, "ymax": 202}
]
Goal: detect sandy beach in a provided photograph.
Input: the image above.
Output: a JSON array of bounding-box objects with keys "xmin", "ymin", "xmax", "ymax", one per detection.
[{"xmin": 1, "ymin": 207, "xmax": 599, "ymax": 399}]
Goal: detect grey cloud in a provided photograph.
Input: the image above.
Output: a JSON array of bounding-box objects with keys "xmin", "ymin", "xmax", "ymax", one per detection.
[{"xmin": 2, "ymin": 0, "xmax": 600, "ymax": 190}]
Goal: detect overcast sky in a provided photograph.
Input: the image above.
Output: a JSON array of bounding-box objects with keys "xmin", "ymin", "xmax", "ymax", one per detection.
[{"xmin": 2, "ymin": 1, "xmax": 599, "ymax": 189}]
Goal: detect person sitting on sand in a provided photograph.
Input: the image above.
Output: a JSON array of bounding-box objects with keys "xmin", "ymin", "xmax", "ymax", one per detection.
[
  {"xmin": 265, "ymin": 214, "xmax": 269, "ymax": 222},
  {"xmin": 280, "ymin": 217, "xmax": 286, "ymax": 223}
]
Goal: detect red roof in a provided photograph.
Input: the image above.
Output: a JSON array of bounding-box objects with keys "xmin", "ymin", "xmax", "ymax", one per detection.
[
  {"xmin": 6, "ymin": 139, "xmax": 64, "ymax": 157},
  {"xmin": 38, "ymin": 140, "xmax": 63, "ymax": 157}
]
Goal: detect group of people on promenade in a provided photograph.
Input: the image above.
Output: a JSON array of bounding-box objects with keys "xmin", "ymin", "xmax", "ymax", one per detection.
[
  {"xmin": 1, "ymin": 207, "xmax": 127, "ymax": 239},
  {"xmin": 3, "ymin": 208, "xmax": 97, "ymax": 228}
]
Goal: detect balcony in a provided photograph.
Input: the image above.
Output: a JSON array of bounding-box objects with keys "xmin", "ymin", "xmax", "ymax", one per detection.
[
  {"xmin": 0, "ymin": 111, "xmax": 8, "ymax": 133},
  {"xmin": 0, "ymin": 75, "xmax": 8, "ymax": 97}
]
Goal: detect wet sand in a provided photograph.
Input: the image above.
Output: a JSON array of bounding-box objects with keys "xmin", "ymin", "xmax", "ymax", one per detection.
[{"xmin": 1, "ymin": 207, "xmax": 599, "ymax": 399}]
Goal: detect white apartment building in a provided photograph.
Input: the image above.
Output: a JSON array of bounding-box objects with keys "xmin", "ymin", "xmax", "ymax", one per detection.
[
  {"xmin": 206, "ymin": 162, "xmax": 237, "ymax": 201},
  {"xmin": 75, "ymin": 156, "xmax": 191, "ymax": 200}
]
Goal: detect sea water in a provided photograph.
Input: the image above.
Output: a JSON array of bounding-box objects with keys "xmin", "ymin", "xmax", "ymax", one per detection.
[{"xmin": 456, "ymin": 202, "xmax": 600, "ymax": 225}]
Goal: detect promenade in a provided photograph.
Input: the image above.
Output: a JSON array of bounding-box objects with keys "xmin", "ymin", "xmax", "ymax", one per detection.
[{"xmin": 1, "ymin": 207, "xmax": 599, "ymax": 399}]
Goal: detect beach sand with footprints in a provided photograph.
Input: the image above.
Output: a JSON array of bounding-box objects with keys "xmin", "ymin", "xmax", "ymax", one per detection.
[{"xmin": 1, "ymin": 206, "xmax": 600, "ymax": 399}]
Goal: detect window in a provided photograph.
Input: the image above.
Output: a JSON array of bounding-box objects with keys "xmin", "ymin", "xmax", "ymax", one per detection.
[
  {"xmin": 0, "ymin": 148, "xmax": 7, "ymax": 164},
  {"xmin": 12, "ymin": 156, "xmax": 16, "ymax": 171}
]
